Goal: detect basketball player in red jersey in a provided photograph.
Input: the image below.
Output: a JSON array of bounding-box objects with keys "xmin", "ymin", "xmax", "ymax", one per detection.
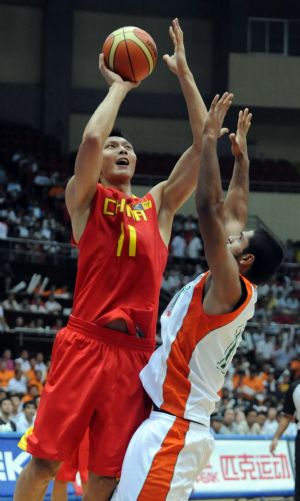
[{"xmin": 14, "ymin": 19, "xmax": 211, "ymax": 501}]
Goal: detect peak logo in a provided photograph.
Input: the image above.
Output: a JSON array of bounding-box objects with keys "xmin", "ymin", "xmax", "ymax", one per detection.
[{"xmin": 0, "ymin": 450, "xmax": 30, "ymax": 481}]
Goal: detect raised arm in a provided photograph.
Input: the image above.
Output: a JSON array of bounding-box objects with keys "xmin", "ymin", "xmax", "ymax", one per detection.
[
  {"xmin": 223, "ymin": 108, "xmax": 252, "ymax": 236},
  {"xmin": 150, "ymin": 19, "xmax": 207, "ymax": 235},
  {"xmin": 196, "ymin": 93, "xmax": 243, "ymax": 314},
  {"xmin": 65, "ymin": 55, "xmax": 138, "ymax": 218}
]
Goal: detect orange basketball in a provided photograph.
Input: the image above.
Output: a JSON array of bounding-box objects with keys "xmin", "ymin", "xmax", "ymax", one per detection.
[{"xmin": 102, "ymin": 26, "xmax": 157, "ymax": 82}]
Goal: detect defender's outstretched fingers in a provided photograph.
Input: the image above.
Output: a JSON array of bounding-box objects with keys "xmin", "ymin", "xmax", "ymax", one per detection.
[{"xmin": 210, "ymin": 94, "xmax": 220, "ymax": 110}]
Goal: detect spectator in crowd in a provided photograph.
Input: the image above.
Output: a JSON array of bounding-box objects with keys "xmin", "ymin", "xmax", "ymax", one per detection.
[
  {"xmin": 170, "ymin": 231, "xmax": 186, "ymax": 258},
  {"xmin": 0, "ymin": 360, "xmax": 14, "ymax": 389},
  {"xmin": 3, "ymin": 292, "xmax": 20, "ymax": 311},
  {"xmin": 7, "ymin": 368, "xmax": 27, "ymax": 394},
  {"xmin": 262, "ymin": 407, "xmax": 279, "ymax": 435},
  {"xmin": 30, "ymin": 295, "xmax": 47, "ymax": 314},
  {"xmin": 23, "ymin": 384, "xmax": 41, "ymax": 404},
  {"xmin": 272, "ymin": 339, "xmax": 294, "ymax": 372},
  {"xmin": 0, "ymin": 397, "xmax": 17, "ymax": 432},
  {"xmin": 15, "ymin": 350, "xmax": 31, "ymax": 372},
  {"xmin": 44, "ymin": 295, "xmax": 62, "ymax": 314},
  {"xmin": 263, "ymin": 367, "xmax": 279, "ymax": 398},
  {"xmin": 27, "ymin": 370, "xmax": 44, "ymax": 394},
  {"xmin": 15, "ymin": 401, "xmax": 36, "ymax": 433},
  {"xmin": 210, "ymin": 414, "xmax": 224, "ymax": 436},
  {"xmin": 0, "ymin": 349, "xmax": 14, "ymax": 370},
  {"xmin": 10, "ymin": 393, "xmax": 22, "ymax": 424},
  {"xmin": 255, "ymin": 333, "xmax": 275, "ymax": 365},
  {"xmin": 26, "ymin": 358, "xmax": 37, "ymax": 382},
  {"xmin": 236, "ymin": 408, "xmax": 261, "ymax": 435},
  {"xmin": 185, "ymin": 230, "xmax": 202, "ymax": 259},
  {"xmin": 35, "ymin": 353, "xmax": 47, "ymax": 378},
  {"xmin": 161, "ymin": 268, "xmax": 182, "ymax": 294},
  {"xmin": 220, "ymin": 408, "xmax": 239, "ymax": 434},
  {"xmin": 240, "ymin": 365, "xmax": 265, "ymax": 401},
  {"xmin": 256, "ymin": 410, "xmax": 267, "ymax": 429}
]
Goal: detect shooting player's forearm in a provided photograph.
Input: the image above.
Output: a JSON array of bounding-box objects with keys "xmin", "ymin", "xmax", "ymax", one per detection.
[
  {"xmin": 177, "ymin": 71, "xmax": 207, "ymax": 150},
  {"xmin": 82, "ymin": 83, "xmax": 129, "ymax": 143}
]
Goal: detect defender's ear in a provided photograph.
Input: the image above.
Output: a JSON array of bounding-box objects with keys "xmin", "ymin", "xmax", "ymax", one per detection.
[{"xmin": 239, "ymin": 253, "xmax": 255, "ymax": 266}]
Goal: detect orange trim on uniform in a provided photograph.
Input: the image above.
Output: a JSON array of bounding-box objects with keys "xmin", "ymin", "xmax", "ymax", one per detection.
[
  {"xmin": 137, "ymin": 417, "xmax": 190, "ymax": 500},
  {"xmin": 161, "ymin": 273, "xmax": 254, "ymax": 416}
]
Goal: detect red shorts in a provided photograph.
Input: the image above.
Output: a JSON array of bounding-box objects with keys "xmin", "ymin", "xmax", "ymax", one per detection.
[
  {"xmin": 23, "ymin": 315, "xmax": 154, "ymax": 476},
  {"xmin": 56, "ymin": 430, "xmax": 89, "ymax": 484}
]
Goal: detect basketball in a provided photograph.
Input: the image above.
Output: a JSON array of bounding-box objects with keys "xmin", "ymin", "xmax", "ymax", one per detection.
[{"xmin": 102, "ymin": 26, "xmax": 157, "ymax": 82}]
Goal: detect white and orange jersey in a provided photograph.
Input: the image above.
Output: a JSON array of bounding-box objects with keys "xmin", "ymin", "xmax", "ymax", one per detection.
[{"xmin": 140, "ymin": 272, "xmax": 257, "ymax": 427}]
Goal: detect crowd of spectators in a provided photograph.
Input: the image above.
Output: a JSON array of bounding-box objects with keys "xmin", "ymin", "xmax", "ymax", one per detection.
[
  {"xmin": 0, "ymin": 349, "xmax": 47, "ymax": 433},
  {"xmin": 0, "ymin": 280, "xmax": 72, "ymax": 332}
]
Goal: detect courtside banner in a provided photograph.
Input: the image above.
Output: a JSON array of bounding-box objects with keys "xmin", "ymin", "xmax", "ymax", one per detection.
[
  {"xmin": 0, "ymin": 434, "xmax": 78, "ymax": 499},
  {"xmin": 190, "ymin": 436, "xmax": 295, "ymax": 499}
]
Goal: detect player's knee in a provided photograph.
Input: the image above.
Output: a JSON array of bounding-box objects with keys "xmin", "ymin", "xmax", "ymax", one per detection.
[
  {"xmin": 85, "ymin": 475, "xmax": 117, "ymax": 500},
  {"xmin": 29, "ymin": 457, "xmax": 61, "ymax": 482}
]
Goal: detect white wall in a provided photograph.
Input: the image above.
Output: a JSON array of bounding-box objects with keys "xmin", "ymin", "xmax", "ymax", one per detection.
[
  {"xmin": 229, "ymin": 52, "xmax": 300, "ymax": 109},
  {"xmin": 69, "ymin": 113, "xmax": 192, "ymax": 153}
]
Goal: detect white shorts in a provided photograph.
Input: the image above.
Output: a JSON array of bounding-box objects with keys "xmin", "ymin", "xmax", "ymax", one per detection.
[{"xmin": 112, "ymin": 410, "xmax": 215, "ymax": 501}]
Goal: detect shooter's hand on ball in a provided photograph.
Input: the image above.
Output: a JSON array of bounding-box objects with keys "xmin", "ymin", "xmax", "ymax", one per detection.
[
  {"xmin": 99, "ymin": 53, "xmax": 140, "ymax": 91},
  {"xmin": 163, "ymin": 18, "xmax": 190, "ymax": 77}
]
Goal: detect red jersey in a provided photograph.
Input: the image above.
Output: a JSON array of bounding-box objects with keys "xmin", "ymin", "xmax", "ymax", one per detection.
[{"xmin": 71, "ymin": 184, "xmax": 168, "ymax": 343}]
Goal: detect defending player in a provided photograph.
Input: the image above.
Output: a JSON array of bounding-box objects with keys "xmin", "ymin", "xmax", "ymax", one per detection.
[
  {"xmin": 111, "ymin": 94, "xmax": 284, "ymax": 500},
  {"xmin": 14, "ymin": 19, "xmax": 209, "ymax": 501}
]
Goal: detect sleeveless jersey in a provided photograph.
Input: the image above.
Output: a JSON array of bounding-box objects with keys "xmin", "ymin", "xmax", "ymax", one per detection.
[
  {"xmin": 140, "ymin": 272, "xmax": 257, "ymax": 426},
  {"xmin": 71, "ymin": 184, "xmax": 168, "ymax": 343}
]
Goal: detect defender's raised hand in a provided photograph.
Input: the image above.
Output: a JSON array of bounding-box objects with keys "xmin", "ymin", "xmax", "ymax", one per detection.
[
  {"xmin": 163, "ymin": 18, "xmax": 190, "ymax": 77},
  {"xmin": 229, "ymin": 108, "xmax": 252, "ymax": 160},
  {"xmin": 203, "ymin": 92, "xmax": 233, "ymax": 138}
]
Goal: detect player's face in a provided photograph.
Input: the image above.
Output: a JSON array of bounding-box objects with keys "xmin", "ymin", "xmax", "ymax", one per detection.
[
  {"xmin": 227, "ymin": 230, "xmax": 254, "ymax": 257},
  {"xmin": 101, "ymin": 137, "xmax": 137, "ymax": 184}
]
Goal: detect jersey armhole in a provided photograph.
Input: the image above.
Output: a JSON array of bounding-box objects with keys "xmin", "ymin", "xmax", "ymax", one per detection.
[{"xmin": 71, "ymin": 186, "xmax": 100, "ymax": 247}]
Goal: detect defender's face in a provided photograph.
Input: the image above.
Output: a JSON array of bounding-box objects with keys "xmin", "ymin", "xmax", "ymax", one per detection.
[
  {"xmin": 101, "ymin": 136, "xmax": 137, "ymax": 183},
  {"xmin": 227, "ymin": 230, "xmax": 254, "ymax": 257}
]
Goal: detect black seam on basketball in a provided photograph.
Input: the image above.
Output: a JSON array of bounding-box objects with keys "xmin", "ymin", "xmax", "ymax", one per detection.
[
  {"xmin": 122, "ymin": 27, "xmax": 136, "ymax": 82},
  {"xmin": 127, "ymin": 39, "xmax": 151, "ymax": 74}
]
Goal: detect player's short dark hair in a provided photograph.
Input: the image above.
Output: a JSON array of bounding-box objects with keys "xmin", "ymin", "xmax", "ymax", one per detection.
[
  {"xmin": 243, "ymin": 228, "xmax": 284, "ymax": 285},
  {"xmin": 108, "ymin": 128, "xmax": 127, "ymax": 140}
]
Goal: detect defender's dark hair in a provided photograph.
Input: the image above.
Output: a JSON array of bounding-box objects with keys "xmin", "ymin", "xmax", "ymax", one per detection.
[{"xmin": 243, "ymin": 228, "xmax": 284, "ymax": 285}]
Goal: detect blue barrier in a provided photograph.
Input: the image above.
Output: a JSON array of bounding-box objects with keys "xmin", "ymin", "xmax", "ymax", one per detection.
[
  {"xmin": 0, "ymin": 433, "xmax": 296, "ymax": 500},
  {"xmin": 0, "ymin": 433, "xmax": 80, "ymax": 500}
]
